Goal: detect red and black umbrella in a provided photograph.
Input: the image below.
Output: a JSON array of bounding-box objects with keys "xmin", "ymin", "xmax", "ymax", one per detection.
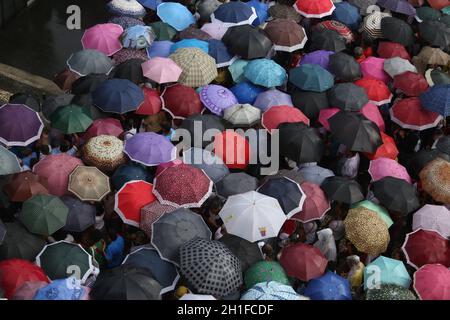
[
  {"xmin": 390, "ymin": 97, "xmax": 442, "ymax": 131},
  {"xmin": 280, "ymin": 243, "xmax": 328, "ymax": 281},
  {"xmin": 364, "ymin": 132, "xmax": 399, "ymax": 160},
  {"xmin": 161, "ymin": 84, "xmax": 203, "ymax": 119},
  {"xmin": 393, "ymin": 71, "xmax": 429, "ymax": 97},
  {"xmin": 262, "ymin": 105, "xmax": 310, "ymax": 134}
]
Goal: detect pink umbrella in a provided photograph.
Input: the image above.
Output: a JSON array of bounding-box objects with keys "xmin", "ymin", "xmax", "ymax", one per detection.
[
  {"xmin": 413, "ymin": 205, "xmax": 450, "ymax": 238},
  {"xmin": 141, "ymin": 57, "xmax": 182, "ymax": 84},
  {"xmin": 291, "ymin": 182, "xmax": 330, "ymax": 223},
  {"xmin": 81, "ymin": 23, "xmax": 123, "ymax": 56},
  {"xmin": 82, "ymin": 118, "xmax": 124, "ymax": 141},
  {"xmin": 414, "ymin": 264, "xmax": 450, "ymax": 300},
  {"xmin": 318, "ymin": 108, "xmax": 339, "ymax": 131},
  {"xmin": 262, "ymin": 105, "xmax": 310, "ymax": 133},
  {"xmin": 155, "ymin": 159, "xmax": 183, "ymax": 177},
  {"xmin": 200, "ymin": 22, "xmax": 229, "ymax": 40},
  {"xmin": 11, "ymin": 281, "xmax": 48, "ymax": 300},
  {"xmin": 361, "ymin": 102, "xmax": 385, "ymax": 132},
  {"xmin": 360, "ymin": 57, "xmax": 391, "ymax": 84},
  {"xmin": 368, "ymin": 157, "xmax": 412, "ymax": 183},
  {"xmin": 33, "ymin": 154, "xmax": 83, "ymax": 197}
]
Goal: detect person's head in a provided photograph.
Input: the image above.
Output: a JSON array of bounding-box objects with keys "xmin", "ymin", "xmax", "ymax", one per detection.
[
  {"xmin": 50, "ymin": 138, "xmax": 61, "ymax": 149},
  {"xmin": 60, "ymin": 140, "xmax": 72, "ymax": 153},
  {"xmin": 207, "ymin": 196, "xmax": 223, "ymax": 215},
  {"xmin": 39, "ymin": 144, "xmax": 51, "ymax": 156},
  {"xmin": 160, "ymin": 121, "xmax": 172, "ymax": 135},
  {"xmin": 346, "ymin": 255, "xmax": 361, "ymax": 268}
]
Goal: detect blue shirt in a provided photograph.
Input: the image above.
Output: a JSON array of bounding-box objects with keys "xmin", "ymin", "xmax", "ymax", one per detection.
[{"xmin": 105, "ymin": 235, "xmax": 125, "ymax": 268}]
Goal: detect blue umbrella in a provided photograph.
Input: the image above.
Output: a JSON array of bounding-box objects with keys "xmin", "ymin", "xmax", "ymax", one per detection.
[
  {"xmin": 244, "ymin": 58, "xmax": 287, "ymax": 88},
  {"xmin": 121, "ymin": 25, "xmax": 156, "ymax": 49},
  {"xmin": 297, "ymin": 163, "xmax": 335, "ymax": 185},
  {"xmin": 230, "ymin": 81, "xmax": 265, "ymax": 104},
  {"xmin": 146, "ymin": 41, "xmax": 173, "ymax": 58},
  {"xmin": 331, "ymin": 2, "xmax": 361, "ymax": 31},
  {"xmin": 229, "ymin": 59, "xmax": 249, "ymax": 83},
  {"xmin": 304, "ymin": 271, "xmax": 352, "ymax": 300},
  {"xmin": 34, "ymin": 278, "xmax": 87, "ymax": 300},
  {"xmin": 112, "ymin": 163, "xmax": 153, "ymax": 190},
  {"xmin": 241, "ymin": 281, "xmax": 305, "ymax": 300},
  {"xmin": 247, "ymin": 0, "xmax": 269, "ymax": 26},
  {"xmin": 107, "ymin": 0, "xmax": 147, "ymax": 18},
  {"xmin": 170, "ymin": 39, "xmax": 209, "ymax": 54},
  {"xmin": 137, "ymin": 0, "xmax": 162, "ymax": 10},
  {"xmin": 289, "ymin": 64, "xmax": 335, "ymax": 92},
  {"xmin": 211, "ymin": 1, "xmax": 257, "ymax": 26},
  {"xmin": 157, "ymin": 2, "xmax": 196, "ymax": 31},
  {"xmin": 208, "ymin": 39, "xmax": 236, "ymax": 67},
  {"xmin": 363, "ymin": 256, "xmax": 411, "ymax": 290},
  {"xmin": 92, "ymin": 79, "xmax": 144, "ymax": 114},
  {"xmin": 420, "ymin": 84, "xmax": 450, "ymax": 116}
]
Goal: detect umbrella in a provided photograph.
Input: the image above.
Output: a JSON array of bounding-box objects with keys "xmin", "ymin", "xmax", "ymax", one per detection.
[
  {"xmin": 304, "ymin": 271, "xmax": 352, "ymax": 300},
  {"xmin": 244, "ymin": 261, "xmax": 289, "ymax": 289},
  {"xmin": 402, "ymin": 229, "xmax": 450, "ymax": 269},
  {"xmin": 269, "ymin": 3, "xmax": 301, "ymax": 21},
  {"xmin": 352, "ymin": 200, "xmax": 393, "ymax": 228},
  {"xmin": 413, "ymin": 205, "xmax": 450, "ymax": 238},
  {"xmin": 214, "ymin": 130, "xmax": 252, "ymax": 169},
  {"xmin": 153, "ymin": 164, "xmax": 213, "ymax": 208},
  {"xmin": 360, "ymin": 57, "xmax": 391, "ymax": 84},
  {"xmin": 383, "ymin": 57, "xmax": 417, "ymax": 78},
  {"xmin": 244, "ymin": 58, "xmax": 287, "ymax": 88},
  {"xmin": 107, "ymin": 0, "xmax": 146, "ymax": 17},
  {"xmin": 112, "ymin": 48, "xmax": 149, "ymax": 65},
  {"xmin": 242, "ymin": 281, "xmax": 306, "ymax": 300},
  {"xmin": 328, "ymin": 83, "xmax": 368, "ymax": 111},
  {"xmin": 115, "ymin": 180, "xmax": 156, "ymax": 227},
  {"xmin": 264, "ymin": 19, "xmax": 307, "ymax": 52},
  {"xmin": 393, "ymin": 71, "xmax": 429, "ymax": 97},
  {"xmin": 377, "ymin": 0, "xmax": 416, "ymax": 15},
  {"xmin": 179, "ymin": 26, "xmax": 212, "ymax": 42},
  {"xmin": 0, "ymin": 104, "xmax": 43, "ymax": 147},
  {"xmin": 344, "ymin": 207, "xmax": 390, "ymax": 255},
  {"xmin": 419, "ymin": 20, "xmax": 450, "ymax": 49},
  {"xmin": 178, "ymin": 114, "xmax": 225, "ymax": 148},
  {"xmin": 222, "ymin": 25, "xmax": 273, "ymax": 60},
  {"xmin": 229, "ymin": 82, "xmax": 264, "ymax": 105},
  {"xmin": 8, "ymin": 93, "xmax": 40, "ymax": 112},
  {"xmin": 201, "ymin": 22, "xmax": 229, "ymax": 40},
  {"xmin": 146, "ymin": 40, "xmax": 173, "ymax": 59},
  {"xmin": 149, "ymin": 22, "xmax": 177, "ymax": 41},
  {"xmin": 299, "ymin": 50, "xmax": 333, "ymax": 70},
  {"xmin": 82, "ymin": 23, "xmax": 123, "ymax": 56},
  {"xmin": 157, "ymin": 2, "xmax": 195, "ymax": 31},
  {"xmin": 321, "ymin": 176, "xmax": 364, "ymax": 204},
  {"xmin": 298, "ymin": 164, "xmax": 335, "ymax": 185},
  {"xmin": 0, "ymin": 222, "xmax": 46, "ymax": 261},
  {"xmin": 50, "ymin": 104, "xmax": 92, "ymax": 134},
  {"xmin": 289, "ymin": 64, "xmax": 334, "ymax": 92},
  {"xmin": 219, "ymin": 191, "xmax": 287, "ymax": 242},
  {"xmin": 354, "ymin": 78, "xmax": 392, "ymax": 106},
  {"xmin": 112, "ymin": 163, "xmax": 152, "ymax": 191},
  {"xmin": 314, "ymin": 20, "xmax": 355, "ymax": 44},
  {"xmin": 121, "ymin": 25, "xmax": 155, "ymax": 50},
  {"xmin": 278, "ymin": 122, "xmax": 324, "ymax": 164},
  {"xmin": 136, "ymin": 87, "xmax": 162, "ymax": 115},
  {"xmin": 169, "ymin": 47, "xmax": 218, "ymax": 88},
  {"xmin": 377, "ymin": 41, "xmax": 410, "ymax": 60},
  {"xmin": 373, "ymin": 176, "xmax": 420, "ymax": 214},
  {"xmin": 196, "ymin": 0, "xmax": 222, "ymax": 22},
  {"xmin": 329, "ymin": 52, "xmax": 361, "ymax": 82},
  {"xmin": 228, "ymin": 58, "xmax": 249, "ymax": 83},
  {"xmin": 291, "ymin": 89, "xmax": 328, "ymax": 120},
  {"xmin": 363, "ymin": 10, "xmax": 391, "ymax": 39},
  {"xmin": 140, "ymin": 201, "xmax": 175, "ymax": 240},
  {"xmin": 170, "ymin": 39, "xmax": 209, "ymax": 55},
  {"xmin": 420, "ymin": 157, "xmax": 450, "ymax": 204},
  {"xmin": 331, "ymin": 2, "xmax": 361, "ymax": 30},
  {"xmin": 200, "ymin": 85, "xmax": 238, "ymax": 116},
  {"xmin": 369, "ymin": 158, "xmax": 412, "ymax": 183},
  {"xmin": 290, "ymin": 181, "xmax": 329, "ymax": 222},
  {"xmin": 364, "ymin": 132, "xmax": 399, "ymax": 161},
  {"xmin": 364, "ymin": 256, "xmax": 411, "ymax": 290},
  {"xmin": 254, "ymin": 89, "xmax": 293, "ymax": 112},
  {"xmin": 381, "ymin": 17, "xmax": 415, "ymax": 46},
  {"xmin": 280, "ymin": 243, "xmax": 327, "ymax": 281},
  {"xmin": 122, "ymin": 247, "xmax": 179, "ymax": 294},
  {"xmin": 318, "ymin": 107, "xmax": 340, "ymax": 131},
  {"xmin": 208, "ymin": 39, "xmax": 236, "ymax": 68},
  {"xmin": 66, "ymin": 49, "xmax": 114, "ymax": 77},
  {"xmin": 183, "ymin": 147, "xmax": 230, "ymax": 183},
  {"xmin": 390, "ymin": 97, "xmax": 442, "ymax": 131},
  {"xmin": 68, "ymin": 166, "xmax": 110, "ymax": 202},
  {"xmin": 0, "ymin": 259, "xmax": 49, "ymax": 299},
  {"xmin": 293, "ymin": 0, "xmax": 335, "ymax": 18},
  {"xmin": 366, "ymin": 284, "xmax": 417, "ymax": 300},
  {"xmin": 437, "ymin": 136, "xmax": 450, "ymax": 155},
  {"xmin": 91, "ymin": 265, "xmax": 161, "ymax": 300},
  {"xmin": 308, "ymin": 29, "xmax": 347, "ymax": 52},
  {"xmin": 219, "ymin": 234, "xmax": 262, "ymax": 272},
  {"xmin": 124, "ymin": 132, "xmax": 176, "ymax": 167},
  {"xmin": 112, "ymin": 58, "xmax": 146, "ymax": 84},
  {"xmin": 262, "ymin": 105, "xmax": 310, "ymax": 134},
  {"xmin": 363, "ymin": 102, "xmax": 386, "ymax": 131},
  {"xmin": 137, "ymin": 0, "xmax": 162, "ymax": 10},
  {"xmin": 151, "ymin": 208, "xmax": 212, "ymax": 265},
  {"xmin": 33, "ymin": 278, "xmax": 89, "ymax": 300},
  {"xmin": 409, "ymin": 149, "xmax": 450, "ymax": 178},
  {"xmin": 71, "ymin": 74, "xmax": 108, "ymax": 95},
  {"xmin": 348, "ymin": 0, "xmax": 378, "ymax": 15},
  {"xmin": 211, "ymin": 1, "xmax": 257, "ymax": 26},
  {"xmin": 216, "ymin": 172, "xmax": 258, "ymax": 198},
  {"xmin": 417, "ymin": 46, "xmax": 450, "ymax": 66},
  {"xmin": 11, "ymin": 281, "xmax": 48, "ymax": 300},
  {"xmin": 426, "ymin": 68, "xmax": 450, "ymax": 86},
  {"xmin": 109, "ymin": 15, "xmax": 144, "ymax": 29},
  {"xmin": 161, "ymin": 84, "xmax": 202, "ymax": 119},
  {"xmin": 413, "ymin": 264, "xmax": 450, "ymax": 300},
  {"xmin": 92, "ymin": 79, "xmax": 144, "ymax": 114},
  {"xmin": 82, "ymin": 118, "xmax": 123, "ymax": 141},
  {"xmin": 53, "ymin": 69, "xmax": 79, "ymax": 92},
  {"xmin": 61, "ymin": 196, "xmax": 96, "ymax": 233},
  {"xmin": 3, "ymin": 171, "xmax": 48, "ymax": 202},
  {"xmin": 420, "ymin": 84, "xmax": 450, "ymax": 116},
  {"xmin": 82, "ymin": 135, "xmax": 126, "ymax": 173}
]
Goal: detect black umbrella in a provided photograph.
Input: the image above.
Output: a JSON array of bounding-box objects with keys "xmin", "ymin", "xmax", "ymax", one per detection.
[
  {"xmin": 320, "ymin": 176, "xmax": 364, "ymax": 205},
  {"xmin": 372, "ymin": 176, "xmax": 420, "ymax": 214},
  {"xmin": 71, "ymin": 74, "xmax": 109, "ymax": 95},
  {"xmin": 222, "ymin": 25, "xmax": 273, "ymax": 60},
  {"xmin": 427, "ymin": 69, "xmax": 450, "ymax": 86},
  {"xmin": 71, "ymin": 94, "xmax": 108, "ymax": 120},
  {"xmin": 309, "ymin": 29, "xmax": 347, "ymax": 53},
  {"xmin": 436, "ymin": 136, "xmax": 450, "ymax": 155},
  {"xmin": 0, "ymin": 222, "xmax": 46, "ymax": 261},
  {"xmin": 329, "ymin": 111, "xmax": 382, "ymax": 153},
  {"xmin": 440, "ymin": 15, "xmax": 450, "ymax": 28},
  {"xmin": 0, "ymin": 220, "xmax": 5, "ymax": 245},
  {"xmin": 278, "ymin": 122, "xmax": 324, "ymax": 164},
  {"xmin": 408, "ymin": 149, "xmax": 450, "ymax": 179},
  {"xmin": 329, "ymin": 52, "xmax": 362, "ymax": 82},
  {"xmin": 215, "ymin": 172, "xmax": 259, "ymax": 198},
  {"xmin": 328, "ymin": 83, "xmax": 369, "ymax": 111},
  {"xmin": 91, "ymin": 265, "xmax": 162, "ymax": 300},
  {"xmin": 195, "ymin": 0, "xmax": 222, "ymax": 22},
  {"xmin": 291, "ymin": 88, "xmax": 329, "ymax": 119},
  {"xmin": 219, "ymin": 234, "xmax": 263, "ymax": 272},
  {"xmin": 9, "ymin": 93, "xmax": 40, "ymax": 112},
  {"xmin": 41, "ymin": 94, "xmax": 74, "ymax": 121},
  {"xmin": 178, "ymin": 114, "xmax": 226, "ymax": 148},
  {"xmin": 419, "ymin": 20, "xmax": 450, "ymax": 50},
  {"xmin": 112, "ymin": 58, "xmax": 146, "ymax": 84},
  {"xmin": 381, "ymin": 17, "xmax": 415, "ymax": 47},
  {"xmin": 61, "ymin": 196, "xmax": 96, "ymax": 233}
]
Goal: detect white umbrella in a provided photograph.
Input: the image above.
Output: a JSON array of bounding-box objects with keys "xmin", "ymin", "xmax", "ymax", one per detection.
[
  {"xmin": 223, "ymin": 104, "xmax": 261, "ymax": 126},
  {"xmin": 180, "ymin": 293, "xmax": 217, "ymax": 300},
  {"xmin": 412, "ymin": 204, "xmax": 450, "ymax": 238},
  {"xmin": 219, "ymin": 191, "xmax": 287, "ymax": 242},
  {"xmin": 383, "ymin": 57, "xmax": 417, "ymax": 78}
]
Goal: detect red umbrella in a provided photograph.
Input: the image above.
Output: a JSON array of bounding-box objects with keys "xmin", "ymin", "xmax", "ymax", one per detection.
[
  {"xmin": 428, "ymin": 0, "xmax": 448, "ymax": 9},
  {"xmin": 156, "ymin": 159, "xmax": 183, "ymax": 177},
  {"xmin": 114, "ymin": 180, "xmax": 156, "ymax": 227},
  {"xmin": 153, "ymin": 163, "xmax": 213, "ymax": 208},
  {"xmin": 364, "ymin": 132, "xmax": 399, "ymax": 160},
  {"xmin": 291, "ymin": 182, "xmax": 330, "ymax": 223},
  {"xmin": 413, "ymin": 264, "xmax": 450, "ymax": 300},
  {"xmin": 361, "ymin": 102, "xmax": 385, "ymax": 132},
  {"xmin": 213, "ymin": 130, "xmax": 251, "ymax": 170},
  {"xmin": 390, "ymin": 97, "xmax": 442, "ymax": 131},
  {"xmin": 314, "ymin": 20, "xmax": 354, "ymax": 43},
  {"xmin": 280, "ymin": 243, "xmax": 328, "ymax": 281},
  {"xmin": 33, "ymin": 154, "xmax": 83, "ymax": 197},
  {"xmin": 262, "ymin": 105, "xmax": 310, "ymax": 133},
  {"xmin": 3, "ymin": 171, "xmax": 49, "ymax": 202},
  {"xmin": 0, "ymin": 259, "xmax": 49, "ymax": 299},
  {"xmin": 82, "ymin": 118, "xmax": 124, "ymax": 141},
  {"xmin": 377, "ymin": 42, "xmax": 411, "ymax": 60},
  {"xmin": 354, "ymin": 78, "xmax": 392, "ymax": 106},
  {"xmin": 402, "ymin": 228, "xmax": 450, "ymax": 269},
  {"xmin": 293, "ymin": 0, "xmax": 335, "ymax": 18},
  {"xmin": 393, "ymin": 71, "xmax": 429, "ymax": 97},
  {"xmin": 135, "ymin": 86, "xmax": 162, "ymax": 116},
  {"xmin": 161, "ymin": 84, "xmax": 203, "ymax": 119}
]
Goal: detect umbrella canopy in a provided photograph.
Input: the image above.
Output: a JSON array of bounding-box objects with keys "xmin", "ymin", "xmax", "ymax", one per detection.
[
  {"xmin": 201, "ymin": 22, "xmax": 230, "ymax": 40},
  {"xmin": 82, "ymin": 135, "xmax": 126, "ymax": 173},
  {"xmin": 298, "ymin": 164, "xmax": 335, "ymax": 185},
  {"xmin": 393, "ymin": 71, "xmax": 429, "ymax": 97},
  {"xmin": 180, "ymin": 237, "xmax": 243, "ymax": 298},
  {"xmin": 299, "ymin": 50, "xmax": 333, "ymax": 70},
  {"xmin": 247, "ymin": 0, "xmax": 269, "ymax": 26},
  {"xmin": 107, "ymin": 0, "xmax": 146, "ymax": 17},
  {"xmin": 381, "ymin": 17, "xmax": 415, "ymax": 46},
  {"xmin": 208, "ymin": 39, "xmax": 236, "ymax": 68},
  {"xmin": 82, "ymin": 23, "xmax": 123, "ymax": 56},
  {"xmin": 161, "ymin": 84, "xmax": 202, "ymax": 119},
  {"xmin": 112, "ymin": 47, "xmax": 149, "ymax": 64},
  {"xmin": 352, "ymin": 200, "xmax": 393, "ymax": 228},
  {"xmin": 390, "ymin": 97, "xmax": 442, "ymax": 131},
  {"xmin": 0, "ymin": 146, "xmax": 21, "ymax": 175},
  {"xmin": 241, "ymin": 281, "xmax": 305, "ymax": 300},
  {"xmin": 354, "ymin": 78, "xmax": 392, "ymax": 106},
  {"xmin": 135, "ymin": 87, "xmax": 162, "ymax": 116},
  {"xmin": 364, "ymin": 256, "xmax": 411, "ymax": 290},
  {"xmin": 373, "ymin": 176, "xmax": 420, "ymax": 214},
  {"xmin": 368, "ymin": 157, "xmax": 412, "ymax": 183},
  {"xmin": 82, "ymin": 117, "xmax": 123, "ymax": 141},
  {"xmin": 178, "ymin": 114, "xmax": 225, "ymax": 148},
  {"xmin": 71, "ymin": 74, "xmax": 108, "ymax": 95},
  {"xmin": 53, "ymin": 69, "xmax": 79, "ymax": 92},
  {"xmin": 366, "ymin": 283, "xmax": 417, "ymax": 300},
  {"xmin": 328, "ymin": 83, "xmax": 368, "ymax": 111},
  {"xmin": 92, "ymin": 79, "xmax": 144, "ymax": 114},
  {"xmin": 219, "ymin": 234, "xmax": 262, "ymax": 272},
  {"xmin": 124, "ymin": 132, "xmax": 176, "ymax": 167},
  {"xmin": 292, "ymin": 182, "xmax": 330, "ymax": 223},
  {"xmin": 219, "ymin": 191, "xmax": 287, "ymax": 242},
  {"xmin": 289, "ymin": 64, "xmax": 334, "ymax": 92},
  {"xmin": 3, "ymin": 171, "xmax": 49, "ymax": 202},
  {"xmin": 200, "ymin": 84, "xmax": 238, "ymax": 116},
  {"xmin": 413, "ymin": 264, "xmax": 450, "ymax": 300},
  {"xmin": 151, "ymin": 208, "xmax": 212, "ymax": 265},
  {"xmin": 213, "ymin": 130, "xmax": 251, "ymax": 170},
  {"xmin": 68, "ymin": 166, "xmax": 110, "ymax": 202},
  {"xmin": 67, "ymin": 49, "xmax": 114, "ymax": 76},
  {"xmin": 321, "ymin": 176, "xmax": 364, "ymax": 204},
  {"xmin": 183, "ymin": 147, "xmax": 230, "ymax": 183},
  {"xmin": 294, "ymin": 0, "xmax": 335, "ymax": 18},
  {"xmin": 377, "ymin": 41, "xmax": 410, "ymax": 60},
  {"xmin": 244, "ymin": 261, "xmax": 290, "ymax": 289},
  {"xmin": 42, "ymin": 94, "xmax": 74, "ymax": 121},
  {"xmin": 211, "ymin": 1, "xmax": 257, "ymax": 26},
  {"xmin": 363, "ymin": 10, "xmax": 392, "ymax": 39},
  {"xmin": 309, "ymin": 29, "xmax": 347, "ymax": 52},
  {"xmin": 360, "ymin": 56, "xmax": 391, "ymax": 84},
  {"xmin": 228, "ymin": 58, "xmax": 249, "ymax": 83},
  {"xmin": 365, "ymin": 132, "xmax": 399, "ymax": 161},
  {"xmin": 157, "ymin": 2, "xmax": 195, "ymax": 31},
  {"xmin": 150, "ymin": 22, "xmax": 177, "ymax": 41},
  {"xmin": 61, "ymin": 196, "xmax": 96, "ymax": 233},
  {"xmin": 254, "ymin": 89, "xmax": 293, "ymax": 112},
  {"xmin": 140, "ymin": 201, "xmax": 175, "ymax": 240},
  {"xmin": 112, "ymin": 58, "xmax": 146, "ymax": 84},
  {"xmin": 383, "ymin": 57, "xmax": 417, "ymax": 78},
  {"xmin": 331, "ymin": 1, "xmax": 361, "ymax": 30},
  {"xmin": 304, "ymin": 271, "xmax": 352, "ymax": 300},
  {"xmin": 170, "ymin": 39, "xmax": 209, "ymax": 55},
  {"xmin": 417, "ymin": 46, "xmax": 450, "ymax": 66},
  {"xmin": 420, "ymin": 157, "xmax": 450, "ymax": 204},
  {"xmin": 0, "ymin": 222, "xmax": 46, "ymax": 261},
  {"xmin": 315, "ymin": 20, "xmax": 355, "ymax": 44},
  {"xmin": 413, "ymin": 205, "xmax": 450, "ymax": 238},
  {"xmin": 378, "ymin": 0, "xmax": 416, "ymax": 15},
  {"xmin": 9, "ymin": 92, "xmax": 40, "ymax": 112},
  {"xmin": 264, "ymin": 19, "xmax": 308, "ymax": 52},
  {"xmin": 291, "ymin": 89, "xmax": 329, "ymax": 120},
  {"xmin": 121, "ymin": 25, "xmax": 155, "ymax": 50},
  {"xmin": 222, "ymin": 25, "xmax": 273, "ymax": 60},
  {"xmin": 437, "ymin": 136, "xmax": 450, "ymax": 155},
  {"xmin": 50, "ymin": 104, "xmax": 93, "ymax": 134},
  {"xmin": 409, "ymin": 149, "xmax": 450, "ymax": 179},
  {"xmin": 196, "ymin": 0, "xmax": 222, "ymax": 22},
  {"xmin": 11, "ymin": 280, "xmax": 48, "ymax": 300},
  {"xmin": 244, "ymin": 58, "xmax": 287, "ymax": 88},
  {"xmin": 215, "ymin": 172, "xmax": 259, "ymax": 198},
  {"xmin": 112, "ymin": 163, "xmax": 152, "ymax": 191},
  {"xmin": 223, "ymin": 103, "xmax": 261, "ymax": 127},
  {"xmin": 419, "ymin": 19, "xmax": 450, "ymax": 49},
  {"xmin": 146, "ymin": 40, "xmax": 173, "ymax": 58},
  {"xmin": 329, "ymin": 52, "xmax": 361, "ymax": 82},
  {"xmin": 425, "ymin": 68, "xmax": 450, "ymax": 86},
  {"xmin": 33, "ymin": 278, "xmax": 89, "ymax": 300},
  {"xmin": 420, "ymin": 84, "xmax": 450, "ymax": 117},
  {"xmin": 344, "ymin": 207, "xmax": 390, "ymax": 255},
  {"xmin": 262, "ymin": 105, "xmax": 310, "ymax": 133},
  {"xmin": 230, "ymin": 82, "xmax": 264, "ymax": 105},
  {"xmin": 347, "ymin": 0, "xmax": 378, "ymax": 14}
]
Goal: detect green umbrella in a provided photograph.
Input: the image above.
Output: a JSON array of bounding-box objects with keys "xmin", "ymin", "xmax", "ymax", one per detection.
[
  {"xmin": 366, "ymin": 284, "xmax": 417, "ymax": 300},
  {"xmin": 149, "ymin": 21, "xmax": 177, "ymax": 41},
  {"xmin": 0, "ymin": 145, "xmax": 21, "ymax": 175},
  {"xmin": 19, "ymin": 194, "xmax": 68, "ymax": 236},
  {"xmin": 244, "ymin": 261, "xmax": 290, "ymax": 289},
  {"xmin": 0, "ymin": 222, "xmax": 46, "ymax": 261},
  {"xmin": 50, "ymin": 104, "xmax": 93, "ymax": 134},
  {"xmin": 36, "ymin": 240, "xmax": 97, "ymax": 283},
  {"xmin": 351, "ymin": 200, "xmax": 393, "ymax": 228}
]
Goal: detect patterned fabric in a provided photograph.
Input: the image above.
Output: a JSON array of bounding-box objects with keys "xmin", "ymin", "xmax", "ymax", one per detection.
[
  {"xmin": 83, "ymin": 135, "xmax": 126, "ymax": 173},
  {"xmin": 140, "ymin": 201, "xmax": 176, "ymax": 239},
  {"xmin": 68, "ymin": 166, "xmax": 111, "ymax": 202},
  {"xmin": 241, "ymin": 281, "xmax": 307, "ymax": 300},
  {"xmin": 244, "ymin": 261, "xmax": 290, "ymax": 289},
  {"xmin": 420, "ymin": 157, "xmax": 450, "ymax": 204},
  {"xmin": 112, "ymin": 48, "xmax": 149, "ymax": 65},
  {"xmin": 107, "ymin": 0, "xmax": 147, "ymax": 18},
  {"xmin": 109, "ymin": 16, "xmax": 145, "ymax": 30}
]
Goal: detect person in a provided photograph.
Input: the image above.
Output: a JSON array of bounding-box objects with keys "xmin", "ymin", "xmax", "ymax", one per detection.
[
  {"xmin": 38, "ymin": 144, "xmax": 51, "ymax": 160},
  {"xmin": 337, "ymin": 150, "xmax": 360, "ymax": 179},
  {"xmin": 346, "ymin": 255, "xmax": 365, "ymax": 295},
  {"xmin": 174, "ymin": 286, "xmax": 190, "ymax": 299},
  {"xmin": 88, "ymin": 229, "xmax": 107, "ymax": 270},
  {"xmin": 354, "ymin": 46, "xmax": 366, "ymax": 63},
  {"xmin": 104, "ymin": 228, "xmax": 125, "ymax": 269},
  {"xmin": 314, "ymin": 228, "xmax": 337, "ymax": 263}
]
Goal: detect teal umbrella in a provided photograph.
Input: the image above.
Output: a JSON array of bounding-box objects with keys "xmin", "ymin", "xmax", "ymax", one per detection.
[
  {"xmin": 50, "ymin": 104, "xmax": 93, "ymax": 134},
  {"xmin": 351, "ymin": 200, "xmax": 393, "ymax": 228},
  {"xmin": 229, "ymin": 59, "xmax": 249, "ymax": 83},
  {"xmin": 0, "ymin": 145, "xmax": 21, "ymax": 175},
  {"xmin": 289, "ymin": 64, "xmax": 334, "ymax": 92},
  {"xmin": 363, "ymin": 256, "xmax": 411, "ymax": 290},
  {"xmin": 244, "ymin": 58, "xmax": 287, "ymax": 88}
]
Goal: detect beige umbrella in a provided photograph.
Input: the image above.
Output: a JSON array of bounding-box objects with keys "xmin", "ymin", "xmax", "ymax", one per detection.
[
  {"xmin": 82, "ymin": 135, "xmax": 126, "ymax": 173},
  {"xmin": 223, "ymin": 104, "xmax": 261, "ymax": 127},
  {"xmin": 417, "ymin": 46, "xmax": 450, "ymax": 66},
  {"xmin": 68, "ymin": 166, "xmax": 111, "ymax": 202},
  {"xmin": 344, "ymin": 207, "xmax": 390, "ymax": 256},
  {"xmin": 419, "ymin": 157, "xmax": 450, "ymax": 204}
]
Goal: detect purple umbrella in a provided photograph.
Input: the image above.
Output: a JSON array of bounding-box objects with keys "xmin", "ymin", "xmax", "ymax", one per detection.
[
  {"xmin": 412, "ymin": 205, "xmax": 450, "ymax": 238},
  {"xmin": 200, "ymin": 85, "xmax": 238, "ymax": 116},
  {"xmin": 377, "ymin": 0, "xmax": 416, "ymax": 16},
  {"xmin": 146, "ymin": 41, "xmax": 174, "ymax": 58},
  {"xmin": 253, "ymin": 89, "xmax": 294, "ymax": 111},
  {"xmin": 0, "ymin": 104, "xmax": 44, "ymax": 147},
  {"xmin": 124, "ymin": 132, "xmax": 177, "ymax": 166},
  {"xmin": 299, "ymin": 50, "xmax": 334, "ymax": 71}
]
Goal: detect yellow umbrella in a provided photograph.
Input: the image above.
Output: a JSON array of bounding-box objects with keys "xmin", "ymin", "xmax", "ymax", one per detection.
[
  {"xmin": 68, "ymin": 166, "xmax": 111, "ymax": 202},
  {"xmin": 417, "ymin": 46, "xmax": 450, "ymax": 66},
  {"xmin": 419, "ymin": 157, "xmax": 450, "ymax": 204}
]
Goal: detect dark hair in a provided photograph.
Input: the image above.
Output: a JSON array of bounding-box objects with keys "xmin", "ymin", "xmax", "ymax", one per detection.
[
  {"xmin": 107, "ymin": 227, "xmax": 118, "ymax": 241},
  {"xmin": 60, "ymin": 140, "xmax": 72, "ymax": 153},
  {"xmin": 40, "ymin": 144, "xmax": 51, "ymax": 155},
  {"xmin": 51, "ymin": 138, "xmax": 61, "ymax": 149},
  {"xmin": 91, "ymin": 229, "xmax": 103, "ymax": 243},
  {"xmin": 30, "ymin": 158, "xmax": 39, "ymax": 170}
]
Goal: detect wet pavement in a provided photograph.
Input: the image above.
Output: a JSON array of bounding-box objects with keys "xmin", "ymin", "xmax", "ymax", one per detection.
[{"xmin": 0, "ymin": 0, "xmax": 111, "ymax": 79}]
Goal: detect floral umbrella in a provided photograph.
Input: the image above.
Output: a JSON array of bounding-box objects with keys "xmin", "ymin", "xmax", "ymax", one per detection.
[{"xmin": 82, "ymin": 135, "xmax": 126, "ymax": 173}]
